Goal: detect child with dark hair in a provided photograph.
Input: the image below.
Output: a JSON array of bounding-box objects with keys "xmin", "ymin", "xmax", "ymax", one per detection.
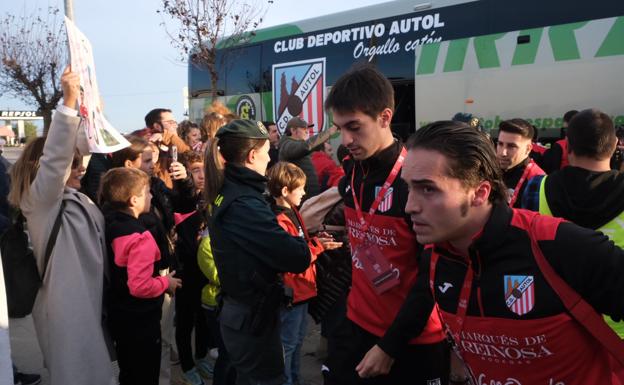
[
  {"xmin": 267, "ymin": 161, "xmax": 342, "ymax": 385},
  {"xmin": 174, "ymin": 151, "xmax": 214, "ymax": 385},
  {"xmin": 100, "ymin": 167, "xmax": 182, "ymax": 385}
]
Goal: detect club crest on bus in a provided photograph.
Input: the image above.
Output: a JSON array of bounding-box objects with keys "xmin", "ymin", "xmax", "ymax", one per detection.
[
  {"xmin": 272, "ymin": 58, "xmax": 326, "ymax": 136},
  {"xmin": 504, "ymin": 275, "xmax": 535, "ymax": 316}
]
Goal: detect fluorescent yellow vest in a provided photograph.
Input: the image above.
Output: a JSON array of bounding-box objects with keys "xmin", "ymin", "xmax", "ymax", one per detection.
[{"xmin": 539, "ymin": 175, "xmax": 624, "ymax": 337}]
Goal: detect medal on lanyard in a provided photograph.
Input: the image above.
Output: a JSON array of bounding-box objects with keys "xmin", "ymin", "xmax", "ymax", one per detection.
[{"xmin": 351, "ymin": 148, "xmax": 406, "ymax": 294}]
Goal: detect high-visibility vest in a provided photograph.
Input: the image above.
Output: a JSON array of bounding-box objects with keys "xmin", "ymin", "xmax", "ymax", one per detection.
[{"xmin": 539, "ymin": 175, "xmax": 624, "ymax": 337}]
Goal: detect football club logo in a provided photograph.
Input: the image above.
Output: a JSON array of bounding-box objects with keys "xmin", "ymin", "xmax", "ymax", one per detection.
[
  {"xmin": 235, "ymin": 95, "xmax": 256, "ymax": 120},
  {"xmin": 272, "ymin": 58, "xmax": 326, "ymax": 136},
  {"xmin": 374, "ymin": 186, "xmax": 394, "ymax": 213},
  {"xmin": 504, "ymin": 275, "xmax": 535, "ymax": 316}
]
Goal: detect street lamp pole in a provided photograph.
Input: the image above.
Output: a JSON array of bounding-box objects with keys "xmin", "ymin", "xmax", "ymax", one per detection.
[{"xmin": 64, "ymin": 0, "xmax": 74, "ymax": 20}]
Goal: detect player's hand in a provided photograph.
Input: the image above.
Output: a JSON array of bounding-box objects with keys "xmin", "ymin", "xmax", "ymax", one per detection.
[{"xmin": 355, "ymin": 344, "xmax": 394, "ymax": 378}]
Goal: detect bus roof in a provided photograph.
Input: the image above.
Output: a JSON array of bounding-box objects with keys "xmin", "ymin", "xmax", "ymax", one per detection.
[{"xmin": 248, "ymin": 0, "xmax": 475, "ymax": 44}]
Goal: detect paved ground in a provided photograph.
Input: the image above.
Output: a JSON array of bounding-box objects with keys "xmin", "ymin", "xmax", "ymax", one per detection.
[{"xmin": 10, "ymin": 314, "xmax": 325, "ymax": 385}]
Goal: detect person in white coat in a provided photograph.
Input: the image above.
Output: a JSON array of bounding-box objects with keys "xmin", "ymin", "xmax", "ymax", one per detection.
[{"xmin": 7, "ymin": 69, "xmax": 114, "ymax": 385}]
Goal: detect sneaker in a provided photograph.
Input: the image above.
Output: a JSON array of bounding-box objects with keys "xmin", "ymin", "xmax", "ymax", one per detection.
[
  {"xmin": 13, "ymin": 371, "xmax": 41, "ymax": 385},
  {"xmin": 181, "ymin": 367, "xmax": 204, "ymax": 385},
  {"xmin": 196, "ymin": 357, "xmax": 214, "ymax": 379}
]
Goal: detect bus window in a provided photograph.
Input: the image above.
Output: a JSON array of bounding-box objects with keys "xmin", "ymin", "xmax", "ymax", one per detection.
[{"xmin": 224, "ymin": 45, "xmax": 262, "ymax": 95}]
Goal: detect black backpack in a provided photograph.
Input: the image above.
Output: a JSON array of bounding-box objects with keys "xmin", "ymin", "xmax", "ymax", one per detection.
[{"xmin": 0, "ymin": 203, "xmax": 64, "ymax": 318}]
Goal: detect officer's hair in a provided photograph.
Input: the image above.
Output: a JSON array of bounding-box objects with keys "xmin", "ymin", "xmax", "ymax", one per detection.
[
  {"xmin": 204, "ymin": 136, "xmax": 267, "ymax": 208},
  {"xmin": 99, "ymin": 168, "xmax": 149, "ymax": 210},
  {"xmin": 406, "ymin": 121, "xmax": 508, "ymax": 205},
  {"xmin": 324, "ymin": 63, "xmax": 394, "ymax": 120},
  {"xmin": 567, "ymin": 108, "xmax": 616, "ymax": 160},
  {"xmin": 267, "ymin": 162, "xmax": 306, "ymax": 198},
  {"xmin": 498, "ymin": 119, "xmax": 534, "ymax": 140},
  {"xmin": 111, "ymin": 135, "xmax": 148, "ymax": 168}
]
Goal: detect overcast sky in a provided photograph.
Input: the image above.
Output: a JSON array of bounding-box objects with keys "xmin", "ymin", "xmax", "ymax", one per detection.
[{"xmin": 0, "ymin": 0, "xmax": 380, "ymax": 133}]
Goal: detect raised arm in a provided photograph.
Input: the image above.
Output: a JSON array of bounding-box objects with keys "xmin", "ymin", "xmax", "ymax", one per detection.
[
  {"xmin": 22, "ymin": 69, "xmax": 81, "ymax": 211},
  {"xmin": 279, "ymin": 126, "xmax": 337, "ymax": 161}
]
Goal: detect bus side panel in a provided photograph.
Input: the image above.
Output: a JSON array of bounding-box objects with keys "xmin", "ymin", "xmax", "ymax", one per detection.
[{"xmin": 414, "ymin": 16, "xmax": 624, "ymax": 137}]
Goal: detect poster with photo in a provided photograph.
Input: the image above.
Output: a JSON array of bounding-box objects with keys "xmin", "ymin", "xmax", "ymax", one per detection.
[{"xmin": 65, "ymin": 17, "xmax": 129, "ymax": 153}]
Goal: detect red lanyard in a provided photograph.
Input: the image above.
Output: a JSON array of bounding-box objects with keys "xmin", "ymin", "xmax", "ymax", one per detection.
[
  {"xmin": 508, "ymin": 160, "xmax": 535, "ymax": 207},
  {"xmin": 350, "ymin": 147, "xmax": 407, "ymax": 234},
  {"xmin": 429, "ymin": 250, "xmax": 474, "ymax": 341}
]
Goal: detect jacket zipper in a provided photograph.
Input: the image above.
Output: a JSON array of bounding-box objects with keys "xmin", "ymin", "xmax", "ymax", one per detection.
[{"xmin": 469, "ymin": 247, "xmax": 485, "ymax": 317}]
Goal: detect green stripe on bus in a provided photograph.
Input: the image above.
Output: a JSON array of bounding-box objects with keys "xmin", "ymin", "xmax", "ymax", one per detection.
[
  {"xmin": 249, "ymin": 25, "xmax": 304, "ymax": 44},
  {"xmin": 443, "ymin": 38, "xmax": 469, "ymax": 72},
  {"xmin": 261, "ymin": 92, "xmax": 273, "ymax": 121},
  {"xmin": 416, "ymin": 42, "xmax": 441, "ymax": 75},
  {"xmin": 549, "ymin": 22, "xmax": 588, "ymax": 61},
  {"xmin": 512, "ymin": 28, "xmax": 543, "ymax": 65},
  {"xmin": 474, "ymin": 33, "xmax": 505, "ymax": 69},
  {"xmin": 595, "ymin": 16, "xmax": 624, "ymax": 57}
]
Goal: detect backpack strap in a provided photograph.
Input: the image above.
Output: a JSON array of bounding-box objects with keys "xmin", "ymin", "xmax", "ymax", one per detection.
[
  {"xmin": 40, "ymin": 200, "xmax": 66, "ymax": 280},
  {"xmin": 528, "ymin": 215, "xmax": 624, "ymax": 367}
]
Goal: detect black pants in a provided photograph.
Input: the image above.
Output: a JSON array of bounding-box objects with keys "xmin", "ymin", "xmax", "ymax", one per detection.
[
  {"xmin": 113, "ymin": 318, "xmax": 161, "ymax": 385},
  {"xmin": 219, "ymin": 299, "xmax": 285, "ymax": 385},
  {"xmin": 325, "ymin": 317, "xmax": 449, "ymax": 385},
  {"xmin": 175, "ymin": 284, "xmax": 209, "ymax": 371}
]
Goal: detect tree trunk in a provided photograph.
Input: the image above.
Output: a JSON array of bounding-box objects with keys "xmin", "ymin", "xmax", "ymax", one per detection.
[
  {"xmin": 210, "ymin": 69, "xmax": 218, "ymax": 103},
  {"xmin": 42, "ymin": 108, "xmax": 53, "ymax": 136}
]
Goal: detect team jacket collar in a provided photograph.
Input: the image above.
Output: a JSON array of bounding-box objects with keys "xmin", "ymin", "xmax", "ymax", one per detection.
[
  {"xmin": 360, "ymin": 139, "xmax": 401, "ymax": 169},
  {"xmin": 472, "ymin": 203, "xmax": 514, "ymax": 253}
]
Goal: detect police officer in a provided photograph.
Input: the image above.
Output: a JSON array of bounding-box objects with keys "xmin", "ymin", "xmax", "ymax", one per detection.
[{"xmin": 204, "ymin": 120, "xmax": 311, "ymax": 385}]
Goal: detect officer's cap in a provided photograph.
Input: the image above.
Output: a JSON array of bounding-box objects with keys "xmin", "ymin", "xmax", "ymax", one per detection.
[{"xmin": 215, "ymin": 119, "xmax": 269, "ymax": 140}]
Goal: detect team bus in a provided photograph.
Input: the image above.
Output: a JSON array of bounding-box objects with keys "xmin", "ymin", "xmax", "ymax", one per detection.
[{"xmin": 188, "ymin": 0, "xmax": 624, "ymax": 141}]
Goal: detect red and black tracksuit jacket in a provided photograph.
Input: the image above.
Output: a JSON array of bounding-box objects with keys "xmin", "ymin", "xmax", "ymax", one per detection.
[
  {"xmin": 380, "ymin": 203, "xmax": 624, "ymax": 359},
  {"xmin": 338, "ymin": 140, "xmax": 444, "ymax": 349}
]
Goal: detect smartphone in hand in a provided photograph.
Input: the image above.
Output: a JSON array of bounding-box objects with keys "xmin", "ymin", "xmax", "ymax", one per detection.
[{"xmin": 170, "ymin": 145, "xmax": 178, "ymax": 163}]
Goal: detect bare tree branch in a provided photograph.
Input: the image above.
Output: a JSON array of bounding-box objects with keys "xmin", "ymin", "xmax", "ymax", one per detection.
[
  {"xmin": 0, "ymin": 7, "xmax": 67, "ymax": 133},
  {"xmin": 159, "ymin": 0, "xmax": 272, "ymax": 101}
]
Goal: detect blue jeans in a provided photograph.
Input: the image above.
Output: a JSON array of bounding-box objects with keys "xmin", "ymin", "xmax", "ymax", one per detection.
[{"xmin": 280, "ymin": 303, "xmax": 308, "ymax": 385}]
